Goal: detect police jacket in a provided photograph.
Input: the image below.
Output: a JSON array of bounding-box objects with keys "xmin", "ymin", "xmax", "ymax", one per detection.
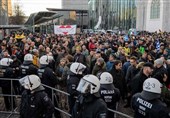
[
  {"xmin": 38, "ymin": 66, "xmax": 58, "ymax": 87},
  {"xmin": 0, "ymin": 66, "xmax": 14, "ymax": 87},
  {"xmin": 67, "ymin": 71, "xmax": 82, "ymax": 96},
  {"xmin": 20, "ymin": 85, "xmax": 54, "ymax": 118},
  {"xmin": 100, "ymin": 84, "xmax": 120, "ymax": 110},
  {"xmin": 72, "ymin": 94, "xmax": 108, "ymax": 118},
  {"xmin": 19, "ymin": 62, "xmax": 38, "ymax": 77},
  {"xmin": 132, "ymin": 93, "xmax": 170, "ymax": 118}
]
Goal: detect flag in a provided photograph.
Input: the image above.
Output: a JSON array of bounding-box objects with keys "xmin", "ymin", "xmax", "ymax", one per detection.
[{"xmin": 54, "ymin": 25, "xmax": 77, "ymax": 35}]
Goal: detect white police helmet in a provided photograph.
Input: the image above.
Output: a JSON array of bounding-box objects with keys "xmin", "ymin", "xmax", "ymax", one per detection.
[
  {"xmin": 39, "ymin": 55, "xmax": 51, "ymax": 65},
  {"xmin": 24, "ymin": 54, "xmax": 33, "ymax": 61},
  {"xmin": 70, "ymin": 62, "xmax": 86, "ymax": 75},
  {"xmin": 19, "ymin": 75, "xmax": 41, "ymax": 91},
  {"xmin": 99, "ymin": 72, "xmax": 113, "ymax": 84},
  {"xmin": 0, "ymin": 58, "xmax": 13, "ymax": 66},
  {"xmin": 77, "ymin": 74, "xmax": 100, "ymax": 94},
  {"xmin": 141, "ymin": 78, "xmax": 162, "ymax": 100}
]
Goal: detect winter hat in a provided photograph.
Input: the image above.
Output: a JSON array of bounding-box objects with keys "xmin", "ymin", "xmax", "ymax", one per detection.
[
  {"xmin": 154, "ymin": 58, "xmax": 163, "ymax": 66},
  {"xmin": 97, "ymin": 58, "xmax": 104, "ymax": 64}
]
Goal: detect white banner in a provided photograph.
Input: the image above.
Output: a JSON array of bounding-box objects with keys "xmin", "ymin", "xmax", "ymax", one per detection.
[{"xmin": 54, "ymin": 25, "xmax": 77, "ymax": 35}]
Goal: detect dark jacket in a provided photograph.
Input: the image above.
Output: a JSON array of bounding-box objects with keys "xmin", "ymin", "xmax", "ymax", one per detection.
[
  {"xmin": 132, "ymin": 93, "xmax": 170, "ymax": 118},
  {"xmin": 72, "ymin": 94, "xmax": 107, "ymax": 118},
  {"xmin": 110, "ymin": 68, "xmax": 126, "ymax": 99},
  {"xmin": 125, "ymin": 65, "xmax": 138, "ymax": 87},
  {"xmin": 38, "ymin": 66, "xmax": 58, "ymax": 88},
  {"xmin": 20, "ymin": 86, "xmax": 54, "ymax": 118},
  {"xmin": 0, "ymin": 66, "xmax": 14, "ymax": 87},
  {"xmin": 19, "ymin": 62, "xmax": 38, "ymax": 78},
  {"xmin": 100, "ymin": 84, "xmax": 120, "ymax": 118},
  {"xmin": 153, "ymin": 66, "xmax": 168, "ymax": 83},
  {"xmin": 131, "ymin": 70, "xmax": 149, "ymax": 95},
  {"xmin": 67, "ymin": 71, "xmax": 82, "ymax": 96},
  {"xmin": 122, "ymin": 61, "xmax": 131, "ymax": 76}
]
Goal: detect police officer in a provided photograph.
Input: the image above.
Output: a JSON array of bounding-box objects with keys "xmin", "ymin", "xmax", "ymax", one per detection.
[
  {"xmin": 0, "ymin": 58, "xmax": 16, "ymax": 110},
  {"xmin": 38, "ymin": 55, "xmax": 60, "ymax": 118},
  {"xmin": 72, "ymin": 74, "xmax": 108, "ymax": 118},
  {"xmin": 67, "ymin": 62, "xmax": 86, "ymax": 113},
  {"xmin": 38, "ymin": 55, "xmax": 58, "ymax": 97},
  {"xmin": 99, "ymin": 72, "xmax": 120, "ymax": 118},
  {"xmin": 19, "ymin": 75, "xmax": 54, "ymax": 118},
  {"xmin": 10, "ymin": 55, "xmax": 22, "ymax": 95},
  {"xmin": 19, "ymin": 53, "xmax": 38, "ymax": 78},
  {"xmin": 131, "ymin": 78, "xmax": 170, "ymax": 118}
]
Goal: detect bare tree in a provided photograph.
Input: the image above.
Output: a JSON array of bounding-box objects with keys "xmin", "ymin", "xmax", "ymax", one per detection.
[{"xmin": 9, "ymin": 3, "xmax": 26, "ymax": 25}]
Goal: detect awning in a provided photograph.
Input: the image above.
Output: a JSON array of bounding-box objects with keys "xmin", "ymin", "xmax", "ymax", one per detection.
[
  {"xmin": 0, "ymin": 25, "xmax": 25, "ymax": 29},
  {"xmin": 46, "ymin": 8, "xmax": 88, "ymax": 13},
  {"xmin": 25, "ymin": 11, "xmax": 63, "ymax": 25}
]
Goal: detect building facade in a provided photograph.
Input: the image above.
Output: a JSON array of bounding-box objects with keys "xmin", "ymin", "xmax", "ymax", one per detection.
[
  {"xmin": 2, "ymin": 0, "xmax": 12, "ymax": 16},
  {"xmin": 60, "ymin": 0, "xmax": 88, "ymax": 29},
  {"xmin": 88, "ymin": 0, "xmax": 136, "ymax": 30},
  {"xmin": 0, "ymin": 0, "xmax": 12, "ymax": 25},
  {"xmin": 62, "ymin": 0, "xmax": 88, "ymax": 10},
  {"xmin": 136, "ymin": 0, "xmax": 170, "ymax": 32}
]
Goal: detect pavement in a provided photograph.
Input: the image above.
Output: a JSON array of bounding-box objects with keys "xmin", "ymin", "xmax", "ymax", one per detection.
[{"xmin": 0, "ymin": 96, "xmax": 134, "ymax": 118}]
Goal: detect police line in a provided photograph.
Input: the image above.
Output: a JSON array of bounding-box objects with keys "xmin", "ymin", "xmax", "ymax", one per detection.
[{"xmin": 0, "ymin": 78, "xmax": 133, "ymax": 118}]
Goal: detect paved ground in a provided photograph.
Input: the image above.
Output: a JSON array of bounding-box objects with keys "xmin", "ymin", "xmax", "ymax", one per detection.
[
  {"xmin": 116, "ymin": 100, "xmax": 134, "ymax": 118},
  {"xmin": 0, "ymin": 96, "xmax": 134, "ymax": 118}
]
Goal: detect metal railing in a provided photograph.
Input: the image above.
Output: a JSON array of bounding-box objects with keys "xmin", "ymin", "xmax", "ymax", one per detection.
[{"xmin": 0, "ymin": 78, "xmax": 133, "ymax": 118}]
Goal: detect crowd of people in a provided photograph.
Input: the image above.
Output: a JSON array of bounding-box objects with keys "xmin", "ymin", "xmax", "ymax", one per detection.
[{"xmin": 0, "ymin": 30, "xmax": 170, "ymax": 117}]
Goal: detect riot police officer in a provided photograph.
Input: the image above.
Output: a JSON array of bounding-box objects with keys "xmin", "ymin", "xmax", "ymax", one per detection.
[
  {"xmin": 99, "ymin": 72, "xmax": 120, "ymax": 118},
  {"xmin": 19, "ymin": 53, "xmax": 38, "ymax": 78},
  {"xmin": 38, "ymin": 55, "xmax": 60, "ymax": 118},
  {"xmin": 131, "ymin": 78, "xmax": 170, "ymax": 118},
  {"xmin": 19, "ymin": 75, "xmax": 54, "ymax": 118},
  {"xmin": 0, "ymin": 58, "xmax": 16, "ymax": 110},
  {"xmin": 38, "ymin": 55, "xmax": 58, "ymax": 97},
  {"xmin": 67, "ymin": 62, "xmax": 86, "ymax": 113},
  {"xmin": 72, "ymin": 74, "xmax": 108, "ymax": 118}
]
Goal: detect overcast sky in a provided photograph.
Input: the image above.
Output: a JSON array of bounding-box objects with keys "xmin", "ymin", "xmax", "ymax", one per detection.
[{"xmin": 12, "ymin": 0, "xmax": 62, "ymax": 16}]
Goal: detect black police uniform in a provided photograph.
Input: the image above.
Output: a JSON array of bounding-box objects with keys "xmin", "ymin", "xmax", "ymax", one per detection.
[
  {"xmin": 10, "ymin": 57, "xmax": 22, "ymax": 95},
  {"xmin": 38, "ymin": 65, "xmax": 60, "ymax": 118},
  {"xmin": 67, "ymin": 71, "xmax": 82, "ymax": 113},
  {"xmin": 38, "ymin": 65, "xmax": 58, "ymax": 97},
  {"xmin": 72, "ymin": 94, "xmax": 108, "ymax": 118},
  {"xmin": 0, "ymin": 65, "xmax": 16, "ymax": 110},
  {"xmin": 132, "ymin": 93, "xmax": 170, "ymax": 118},
  {"xmin": 100, "ymin": 84, "xmax": 120, "ymax": 118},
  {"xmin": 19, "ymin": 61, "xmax": 38, "ymax": 78},
  {"xmin": 20, "ymin": 86, "xmax": 54, "ymax": 118}
]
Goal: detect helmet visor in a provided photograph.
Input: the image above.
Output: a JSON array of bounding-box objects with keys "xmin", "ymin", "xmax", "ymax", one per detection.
[
  {"xmin": 19, "ymin": 76, "xmax": 31, "ymax": 90},
  {"xmin": 77, "ymin": 79, "xmax": 90, "ymax": 94}
]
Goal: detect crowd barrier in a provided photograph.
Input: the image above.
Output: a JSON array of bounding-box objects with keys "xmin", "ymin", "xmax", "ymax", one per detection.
[{"xmin": 0, "ymin": 78, "xmax": 133, "ymax": 118}]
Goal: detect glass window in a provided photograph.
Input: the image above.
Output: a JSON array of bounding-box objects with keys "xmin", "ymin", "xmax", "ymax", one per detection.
[{"xmin": 150, "ymin": 0, "xmax": 160, "ymax": 19}]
